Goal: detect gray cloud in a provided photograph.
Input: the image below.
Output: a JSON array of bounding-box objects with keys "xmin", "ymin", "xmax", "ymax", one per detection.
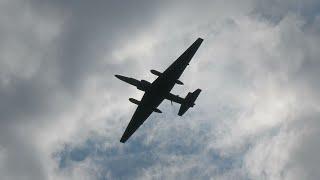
[
  {"xmin": 1, "ymin": 0, "xmax": 320, "ymax": 180},
  {"xmin": 0, "ymin": 0, "xmax": 169, "ymax": 179}
]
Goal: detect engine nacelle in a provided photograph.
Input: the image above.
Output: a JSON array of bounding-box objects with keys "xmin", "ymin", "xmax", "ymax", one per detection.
[
  {"xmin": 137, "ymin": 80, "xmax": 151, "ymax": 91},
  {"xmin": 175, "ymin": 79, "xmax": 183, "ymax": 85},
  {"xmin": 129, "ymin": 98, "xmax": 140, "ymax": 105},
  {"xmin": 150, "ymin": 69, "xmax": 162, "ymax": 76}
]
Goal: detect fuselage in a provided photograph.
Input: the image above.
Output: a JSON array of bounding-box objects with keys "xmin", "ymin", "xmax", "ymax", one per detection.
[{"xmin": 138, "ymin": 73, "xmax": 176, "ymax": 114}]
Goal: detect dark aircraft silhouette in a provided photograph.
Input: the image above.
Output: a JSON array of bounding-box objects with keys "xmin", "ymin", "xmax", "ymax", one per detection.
[{"xmin": 115, "ymin": 38, "xmax": 203, "ymax": 143}]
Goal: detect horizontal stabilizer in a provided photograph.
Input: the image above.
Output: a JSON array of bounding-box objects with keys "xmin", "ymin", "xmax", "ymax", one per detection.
[{"xmin": 178, "ymin": 89, "xmax": 201, "ymax": 116}]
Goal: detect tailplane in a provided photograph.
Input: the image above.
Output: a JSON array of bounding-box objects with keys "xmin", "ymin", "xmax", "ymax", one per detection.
[{"xmin": 178, "ymin": 89, "xmax": 201, "ymax": 116}]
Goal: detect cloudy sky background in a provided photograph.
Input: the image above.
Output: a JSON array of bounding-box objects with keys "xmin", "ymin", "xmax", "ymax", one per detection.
[{"xmin": 1, "ymin": 0, "xmax": 320, "ymax": 179}]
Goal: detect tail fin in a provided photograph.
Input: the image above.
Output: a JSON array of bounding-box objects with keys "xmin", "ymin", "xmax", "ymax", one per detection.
[{"xmin": 178, "ymin": 89, "xmax": 202, "ymax": 116}]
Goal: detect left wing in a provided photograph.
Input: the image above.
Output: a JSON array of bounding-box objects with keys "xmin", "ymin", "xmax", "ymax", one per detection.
[{"xmin": 120, "ymin": 105, "xmax": 154, "ymax": 143}]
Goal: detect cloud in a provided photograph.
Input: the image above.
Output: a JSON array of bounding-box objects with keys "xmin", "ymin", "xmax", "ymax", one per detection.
[
  {"xmin": 1, "ymin": 0, "xmax": 320, "ymax": 180},
  {"xmin": 0, "ymin": 0, "xmax": 169, "ymax": 179}
]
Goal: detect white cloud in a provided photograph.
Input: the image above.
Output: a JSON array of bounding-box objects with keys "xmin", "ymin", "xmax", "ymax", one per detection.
[{"xmin": 1, "ymin": 0, "xmax": 320, "ymax": 180}]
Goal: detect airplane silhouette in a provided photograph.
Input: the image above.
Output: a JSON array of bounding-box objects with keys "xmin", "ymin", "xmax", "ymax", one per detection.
[{"xmin": 115, "ymin": 38, "xmax": 203, "ymax": 143}]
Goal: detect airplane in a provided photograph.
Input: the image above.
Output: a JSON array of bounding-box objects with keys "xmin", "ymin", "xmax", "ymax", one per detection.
[{"xmin": 115, "ymin": 38, "xmax": 203, "ymax": 143}]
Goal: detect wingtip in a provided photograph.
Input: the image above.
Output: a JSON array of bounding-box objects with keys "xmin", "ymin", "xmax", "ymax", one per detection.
[
  {"xmin": 120, "ymin": 136, "xmax": 127, "ymax": 143},
  {"xmin": 197, "ymin": 37, "xmax": 204, "ymax": 41},
  {"xmin": 115, "ymin": 74, "xmax": 125, "ymax": 81}
]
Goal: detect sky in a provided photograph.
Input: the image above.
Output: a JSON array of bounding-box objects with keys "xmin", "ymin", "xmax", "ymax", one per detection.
[{"xmin": 1, "ymin": 0, "xmax": 320, "ymax": 179}]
